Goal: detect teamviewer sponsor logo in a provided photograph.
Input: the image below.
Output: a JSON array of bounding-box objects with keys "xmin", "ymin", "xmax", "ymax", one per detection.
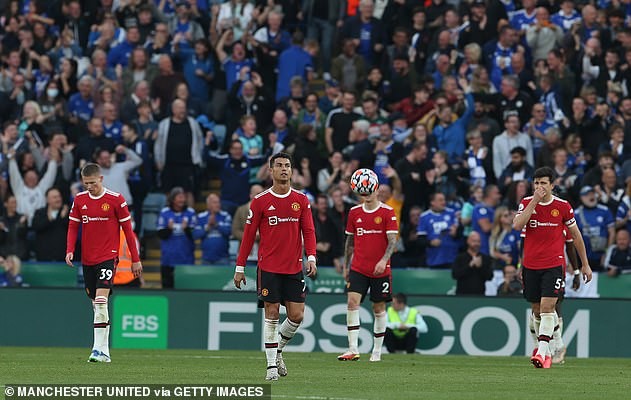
[
  {"xmin": 356, "ymin": 228, "xmax": 382, "ymax": 236},
  {"xmin": 82, "ymin": 216, "xmax": 110, "ymax": 223},
  {"xmin": 268, "ymin": 216, "xmax": 299, "ymax": 226}
]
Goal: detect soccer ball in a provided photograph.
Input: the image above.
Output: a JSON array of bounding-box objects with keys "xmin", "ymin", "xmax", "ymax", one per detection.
[{"xmin": 350, "ymin": 168, "xmax": 379, "ymax": 196}]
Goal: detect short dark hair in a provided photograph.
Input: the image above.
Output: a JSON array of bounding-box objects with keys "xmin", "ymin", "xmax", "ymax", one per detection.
[
  {"xmin": 533, "ymin": 166, "xmax": 555, "ymax": 182},
  {"xmin": 429, "ymin": 191, "xmax": 444, "ymax": 203},
  {"xmin": 510, "ymin": 146, "xmax": 527, "ymax": 156},
  {"xmin": 81, "ymin": 163, "xmax": 101, "ymax": 177},
  {"xmin": 270, "ymin": 152, "xmax": 293, "ymax": 168},
  {"xmin": 393, "ymin": 293, "xmax": 407, "ymax": 304}
]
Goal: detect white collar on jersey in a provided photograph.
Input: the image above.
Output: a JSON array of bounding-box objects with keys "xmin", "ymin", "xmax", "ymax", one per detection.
[
  {"xmin": 362, "ymin": 202, "xmax": 382, "ymax": 214},
  {"xmin": 88, "ymin": 187, "xmax": 108, "ymax": 200},
  {"xmin": 538, "ymin": 197, "xmax": 555, "ymax": 206},
  {"xmin": 269, "ymin": 188, "xmax": 291, "ymax": 198}
]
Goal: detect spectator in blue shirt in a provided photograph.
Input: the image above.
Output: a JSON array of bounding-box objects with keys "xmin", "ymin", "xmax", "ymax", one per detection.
[
  {"xmin": 576, "ymin": 185, "xmax": 615, "ymax": 272},
  {"xmin": 157, "ymin": 187, "xmax": 197, "ymax": 288},
  {"xmin": 176, "ymin": 38, "xmax": 214, "ymax": 103},
  {"xmin": 0, "ymin": 255, "xmax": 23, "ymax": 287},
  {"xmin": 489, "ymin": 206, "xmax": 520, "ymax": 269},
  {"xmin": 107, "ymin": 26, "xmax": 141, "ymax": 68},
  {"xmin": 68, "ymin": 76, "xmax": 96, "ymax": 124},
  {"xmin": 341, "ymin": 0, "xmax": 386, "ymax": 68},
  {"xmin": 205, "ymin": 139, "xmax": 267, "ymax": 215},
  {"xmin": 417, "ymin": 192, "xmax": 462, "ymax": 269},
  {"xmin": 194, "ymin": 193, "xmax": 232, "ymax": 265},
  {"xmin": 510, "ymin": 0, "xmax": 536, "ymax": 34},
  {"xmin": 276, "ymin": 31, "xmax": 313, "ymax": 103},
  {"xmin": 615, "ymin": 182, "xmax": 631, "ymax": 233},
  {"xmin": 603, "ymin": 229, "xmax": 631, "ymax": 277},
  {"xmin": 550, "ymin": 0, "xmax": 581, "ymax": 33},
  {"xmin": 102, "ymin": 102, "xmax": 123, "ymax": 144},
  {"xmin": 168, "ymin": 2, "xmax": 205, "ymax": 45},
  {"xmin": 215, "ymin": 29, "xmax": 255, "ymax": 93},
  {"xmin": 472, "ymin": 184, "xmax": 501, "ymax": 256},
  {"xmin": 432, "ymin": 79, "xmax": 475, "ymax": 164}
]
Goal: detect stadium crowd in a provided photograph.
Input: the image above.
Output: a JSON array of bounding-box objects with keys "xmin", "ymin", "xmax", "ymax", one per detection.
[{"xmin": 2, "ymin": 0, "xmax": 631, "ymax": 288}]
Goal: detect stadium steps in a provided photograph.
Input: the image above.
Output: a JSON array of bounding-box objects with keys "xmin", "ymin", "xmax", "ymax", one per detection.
[{"xmin": 140, "ymin": 177, "xmax": 223, "ymax": 287}]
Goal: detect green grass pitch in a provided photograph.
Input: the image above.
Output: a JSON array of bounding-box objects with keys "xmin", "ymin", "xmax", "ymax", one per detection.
[{"xmin": 2, "ymin": 347, "xmax": 631, "ymax": 400}]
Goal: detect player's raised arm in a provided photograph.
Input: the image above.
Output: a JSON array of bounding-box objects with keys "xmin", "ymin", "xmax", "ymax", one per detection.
[
  {"xmin": 234, "ymin": 199, "xmax": 262, "ymax": 288},
  {"xmin": 513, "ymin": 187, "xmax": 545, "ymax": 230}
]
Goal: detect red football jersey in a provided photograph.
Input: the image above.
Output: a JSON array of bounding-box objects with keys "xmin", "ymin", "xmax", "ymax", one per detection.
[
  {"xmin": 236, "ymin": 188, "xmax": 316, "ymax": 274},
  {"xmin": 67, "ymin": 188, "xmax": 139, "ymax": 266},
  {"xmin": 517, "ymin": 195, "xmax": 576, "ymax": 270},
  {"xmin": 345, "ymin": 202, "xmax": 399, "ymax": 278}
]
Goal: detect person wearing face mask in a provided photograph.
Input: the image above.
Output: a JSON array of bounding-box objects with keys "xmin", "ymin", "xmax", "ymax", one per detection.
[
  {"xmin": 37, "ymin": 81, "xmax": 67, "ymax": 136},
  {"xmin": 575, "ymin": 186, "xmax": 615, "ymax": 272}
]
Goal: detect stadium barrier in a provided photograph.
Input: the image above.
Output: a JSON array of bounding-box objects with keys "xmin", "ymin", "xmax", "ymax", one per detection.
[
  {"xmin": 14, "ymin": 263, "xmax": 631, "ymax": 298},
  {"xmin": 174, "ymin": 265, "xmax": 618, "ymax": 298},
  {"xmin": 1, "ymin": 288, "xmax": 630, "ymax": 358}
]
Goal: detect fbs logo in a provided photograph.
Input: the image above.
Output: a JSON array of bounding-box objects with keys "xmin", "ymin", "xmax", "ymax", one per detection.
[{"xmin": 113, "ymin": 296, "xmax": 168, "ymax": 349}]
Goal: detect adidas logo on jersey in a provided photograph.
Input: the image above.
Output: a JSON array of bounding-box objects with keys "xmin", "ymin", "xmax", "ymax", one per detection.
[
  {"xmin": 268, "ymin": 205, "xmax": 276, "ymax": 211},
  {"xmin": 356, "ymin": 218, "xmax": 362, "ymax": 223},
  {"xmin": 82, "ymin": 205, "xmax": 88, "ymax": 210}
]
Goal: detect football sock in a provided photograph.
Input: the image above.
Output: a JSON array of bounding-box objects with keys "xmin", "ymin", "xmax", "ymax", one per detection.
[
  {"xmin": 278, "ymin": 318, "xmax": 301, "ymax": 353},
  {"xmin": 93, "ymin": 296, "xmax": 109, "ymax": 354},
  {"xmin": 538, "ymin": 312, "xmax": 555, "ymax": 357},
  {"xmin": 372, "ymin": 311, "xmax": 386, "ymax": 356},
  {"xmin": 264, "ymin": 319, "xmax": 279, "ymax": 368},
  {"xmin": 347, "ymin": 308, "xmax": 360, "ymax": 354},
  {"xmin": 553, "ymin": 314, "xmax": 564, "ymax": 351},
  {"xmin": 529, "ymin": 313, "xmax": 541, "ymax": 348}
]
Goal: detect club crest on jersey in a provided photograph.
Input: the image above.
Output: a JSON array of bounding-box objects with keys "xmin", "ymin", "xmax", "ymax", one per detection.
[
  {"xmin": 101, "ymin": 203, "xmax": 110, "ymax": 212},
  {"xmin": 261, "ymin": 288, "xmax": 269, "ymax": 296},
  {"xmin": 551, "ymin": 209, "xmax": 559, "ymax": 217},
  {"xmin": 291, "ymin": 202, "xmax": 300, "ymax": 211},
  {"xmin": 374, "ymin": 216, "xmax": 382, "ymax": 224}
]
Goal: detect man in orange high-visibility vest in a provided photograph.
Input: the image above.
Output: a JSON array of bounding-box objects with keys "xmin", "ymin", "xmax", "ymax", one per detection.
[{"xmin": 114, "ymin": 228, "xmax": 142, "ymax": 287}]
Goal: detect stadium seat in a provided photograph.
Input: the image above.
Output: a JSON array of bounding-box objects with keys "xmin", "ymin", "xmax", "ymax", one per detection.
[
  {"xmin": 20, "ymin": 262, "xmax": 78, "ymax": 287},
  {"xmin": 141, "ymin": 192, "xmax": 167, "ymax": 237}
]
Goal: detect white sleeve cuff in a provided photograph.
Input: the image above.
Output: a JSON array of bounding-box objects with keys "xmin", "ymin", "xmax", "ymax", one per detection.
[
  {"xmin": 307, "ymin": 255, "xmax": 316, "ymax": 263},
  {"xmin": 235, "ymin": 266, "xmax": 245, "ymax": 273}
]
